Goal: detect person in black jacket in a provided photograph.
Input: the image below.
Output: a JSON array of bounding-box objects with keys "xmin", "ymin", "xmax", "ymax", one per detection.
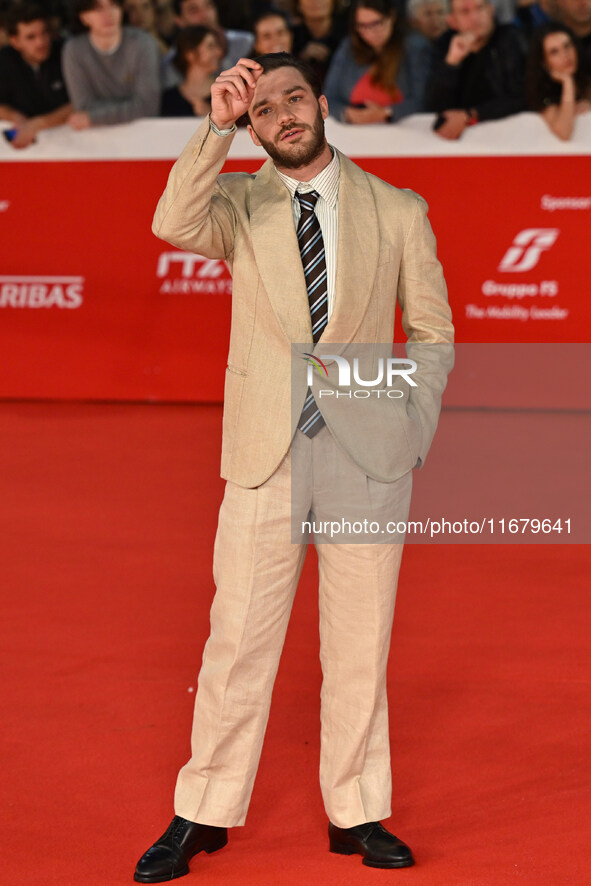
[
  {"xmin": 0, "ymin": 1, "xmax": 70, "ymax": 148},
  {"xmin": 427, "ymin": 0, "xmax": 527, "ymax": 139},
  {"xmin": 555, "ymin": 0, "xmax": 591, "ymax": 76}
]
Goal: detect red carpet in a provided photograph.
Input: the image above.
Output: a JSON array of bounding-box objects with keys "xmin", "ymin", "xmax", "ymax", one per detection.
[{"xmin": 2, "ymin": 402, "xmax": 590, "ymax": 885}]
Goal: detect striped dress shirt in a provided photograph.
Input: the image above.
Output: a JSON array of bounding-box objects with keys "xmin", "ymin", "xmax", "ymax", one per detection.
[{"xmin": 274, "ymin": 148, "xmax": 340, "ymax": 320}]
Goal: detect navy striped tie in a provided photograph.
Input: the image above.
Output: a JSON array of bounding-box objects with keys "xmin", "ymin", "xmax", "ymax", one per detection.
[{"xmin": 297, "ymin": 190, "xmax": 328, "ymax": 438}]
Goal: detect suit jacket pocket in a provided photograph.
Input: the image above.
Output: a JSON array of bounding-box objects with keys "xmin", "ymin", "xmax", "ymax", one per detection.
[
  {"xmin": 222, "ymin": 367, "xmax": 247, "ymax": 470},
  {"xmin": 377, "ymin": 245, "xmax": 393, "ymax": 266},
  {"xmin": 226, "ymin": 364, "xmax": 247, "ymax": 377}
]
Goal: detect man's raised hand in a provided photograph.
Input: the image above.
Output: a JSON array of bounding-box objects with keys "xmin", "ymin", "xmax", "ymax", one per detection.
[{"xmin": 210, "ymin": 59, "xmax": 263, "ymax": 130}]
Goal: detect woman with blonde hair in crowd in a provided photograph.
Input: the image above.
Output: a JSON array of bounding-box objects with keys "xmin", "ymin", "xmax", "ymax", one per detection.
[
  {"xmin": 526, "ymin": 21, "xmax": 591, "ymax": 139},
  {"xmin": 323, "ymin": 0, "xmax": 432, "ymax": 123}
]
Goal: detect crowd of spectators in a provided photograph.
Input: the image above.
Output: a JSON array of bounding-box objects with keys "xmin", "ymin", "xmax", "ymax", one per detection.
[{"xmin": 1, "ymin": 0, "xmax": 590, "ymax": 147}]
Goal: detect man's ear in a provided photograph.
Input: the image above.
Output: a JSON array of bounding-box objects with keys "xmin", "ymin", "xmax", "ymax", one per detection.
[
  {"xmin": 79, "ymin": 11, "xmax": 91, "ymax": 28},
  {"xmin": 247, "ymin": 123, "xmax": 262, "ymax": 147},
  {"xmin": 446, "ymin": 12, "xmax": 456, "ymax": 30},
  {"xmin": 319, "ymin": 94, "xmax": 329, "ymax": 120}
]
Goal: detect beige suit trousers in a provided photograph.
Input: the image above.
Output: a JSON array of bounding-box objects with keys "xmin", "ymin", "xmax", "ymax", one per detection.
[{"xmin": 174, "ymin": 427, "xmax": 412, "ymax": 829}]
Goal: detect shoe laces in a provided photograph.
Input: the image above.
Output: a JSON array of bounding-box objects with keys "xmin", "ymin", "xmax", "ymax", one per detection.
[
  {"xmin": 354, "ymin": 820, "xmax": 380, "ymax": 838},
  {"xmin": 161, "ymin": 816, "xmax": 187, "ymax": 846}
]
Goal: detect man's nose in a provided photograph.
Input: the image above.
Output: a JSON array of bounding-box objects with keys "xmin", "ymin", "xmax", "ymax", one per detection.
[{"xmin": 277, "ymin": 104, "xmax": 296, "ymax": 124}]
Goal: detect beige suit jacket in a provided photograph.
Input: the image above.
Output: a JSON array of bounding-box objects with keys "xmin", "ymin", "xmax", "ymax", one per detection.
[{"xmin": 153, "ymin": 117, "xmax": 454, "ymax": 488}]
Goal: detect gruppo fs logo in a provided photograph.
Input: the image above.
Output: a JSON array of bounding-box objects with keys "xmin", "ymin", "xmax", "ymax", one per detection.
[
  {"xmin": 304, "ymin": 354, "xmax": 417, "ymax": 399},
  {"xmin": 498, "ymin": 228, "xmax": 559, "ymax": 273}
]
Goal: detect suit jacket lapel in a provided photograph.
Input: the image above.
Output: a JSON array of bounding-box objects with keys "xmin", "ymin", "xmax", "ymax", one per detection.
[
  {"xmin": 250, "ymin": 158, "xmax": 313, "ymax": 343},
  {"xmin": 316, "ymin": 150, "xmax": 379, "ymax": 352},
  {"xmin": 249, "ymin": 150, "xmax": 379, "ymax": 349}
]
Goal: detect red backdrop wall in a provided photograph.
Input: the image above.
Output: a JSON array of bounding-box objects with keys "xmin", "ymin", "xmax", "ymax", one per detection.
[{"xmin": 1, "ymin": 154, "xmax": 589, "ymax": 402}]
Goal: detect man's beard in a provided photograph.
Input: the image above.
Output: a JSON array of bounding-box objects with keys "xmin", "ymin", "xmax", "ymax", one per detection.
[{"xmin": 252, "ymin": 105, "xmax": 326, "ymax": 170}]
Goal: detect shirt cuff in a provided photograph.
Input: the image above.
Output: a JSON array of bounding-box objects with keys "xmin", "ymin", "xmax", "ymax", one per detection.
[{"xmin": 209, "ymin": 118, "xmax": 237, "ymax": 137}]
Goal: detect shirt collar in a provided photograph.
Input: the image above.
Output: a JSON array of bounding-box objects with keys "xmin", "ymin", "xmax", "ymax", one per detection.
[{"xmin": 274, "ymin": 146, "xmax": 340, "ymax": 209}]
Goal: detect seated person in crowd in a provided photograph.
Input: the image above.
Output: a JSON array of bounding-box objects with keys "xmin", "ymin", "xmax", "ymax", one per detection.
[
  {"xmin": 172, "ymin": 0, "xmax": 253, "ymax": 68},
  {"xmin": 324, "ymin": 0, "xmax": 432, "ymax": 123},
  {"xmin": 154, "ymin": 0, "xmax": 176, "ymax": 43},
  {"xmin": 62, "ymin": 0, "xmax": 160, "ymax": 128},
  {"xmin": 253, "ymin": 9, "xmax": 293, "ymax": 53},
  {"xmin": 408, "ymin": 0, "xmax": 448, "ymax": 41},
  {"xmin": 427, "ymin": 0, "xmax": 527, "ymax": 139},
  {"xmin": 291, "ymin": 0, "xmax": 347, "ymax": 86},
  {"xmin": 161, "ymin": 23, "xmax": 221, "ymax": 114},
  {"xmin": 0, "ymin": 1, "xmax": 71, "ymax": 148},
  {"xmin": 526, "ymin": 21, "xmax": 591, "ymax": 137},
  {"xmin": 123, "ymin": 0, "xmax": 170, "ymax": 53},
  {"xmin": 555, "ymin": 0, "xmax": 591, "ymax": 73},
  {"xmin": 514, "ymin": 0, "xmax": 555, "ymax": 39}
]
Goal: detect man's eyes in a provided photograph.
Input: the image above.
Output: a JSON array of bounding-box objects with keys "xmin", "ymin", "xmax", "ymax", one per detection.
[{"xmin": 258, "ymin": 95, "xmax": 303, "ymax": 116}]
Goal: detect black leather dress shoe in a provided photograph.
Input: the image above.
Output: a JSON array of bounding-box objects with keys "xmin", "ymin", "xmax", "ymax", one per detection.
[
  {"xmin": 134, "ymin": 815, "xmax": 228, "ymax": 883},
  {"xmin": 328, "ymin": 820, "xmax": 415, "ymax": 868}
]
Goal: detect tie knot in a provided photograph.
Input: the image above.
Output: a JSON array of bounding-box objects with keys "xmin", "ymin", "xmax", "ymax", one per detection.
[{"xmin": 297, "ymin": 191, "xmax": 320, "ymax": 213}]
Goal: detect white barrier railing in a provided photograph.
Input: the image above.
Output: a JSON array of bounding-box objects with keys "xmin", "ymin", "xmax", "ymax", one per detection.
[{"xmin": 1, "ymin": 112, "xmax": 590, "ymax": 162}]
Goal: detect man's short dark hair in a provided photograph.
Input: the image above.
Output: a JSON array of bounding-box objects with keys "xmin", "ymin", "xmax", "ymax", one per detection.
[
  {"xmin": 6, "ymin": 1, "xmax": 47, "ymax": 36},
  {"xmin": 252, "ymin": 52, "xmax": 322, "ymax": 100},
  {"xmin": 242, "ymin": 53, "xmax": 322, "ymax": 126}
]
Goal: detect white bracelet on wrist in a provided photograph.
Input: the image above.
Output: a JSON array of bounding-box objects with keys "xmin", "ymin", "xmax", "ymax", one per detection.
[{"xmin": 210, "ymin": 118, "xmax": 237, "ymax": 137}]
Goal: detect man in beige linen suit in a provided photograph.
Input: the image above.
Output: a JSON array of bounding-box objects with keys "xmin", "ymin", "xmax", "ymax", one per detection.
[{"xmin": 135, "ymin": 53, "xmax": 454, "ymax": 883}]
